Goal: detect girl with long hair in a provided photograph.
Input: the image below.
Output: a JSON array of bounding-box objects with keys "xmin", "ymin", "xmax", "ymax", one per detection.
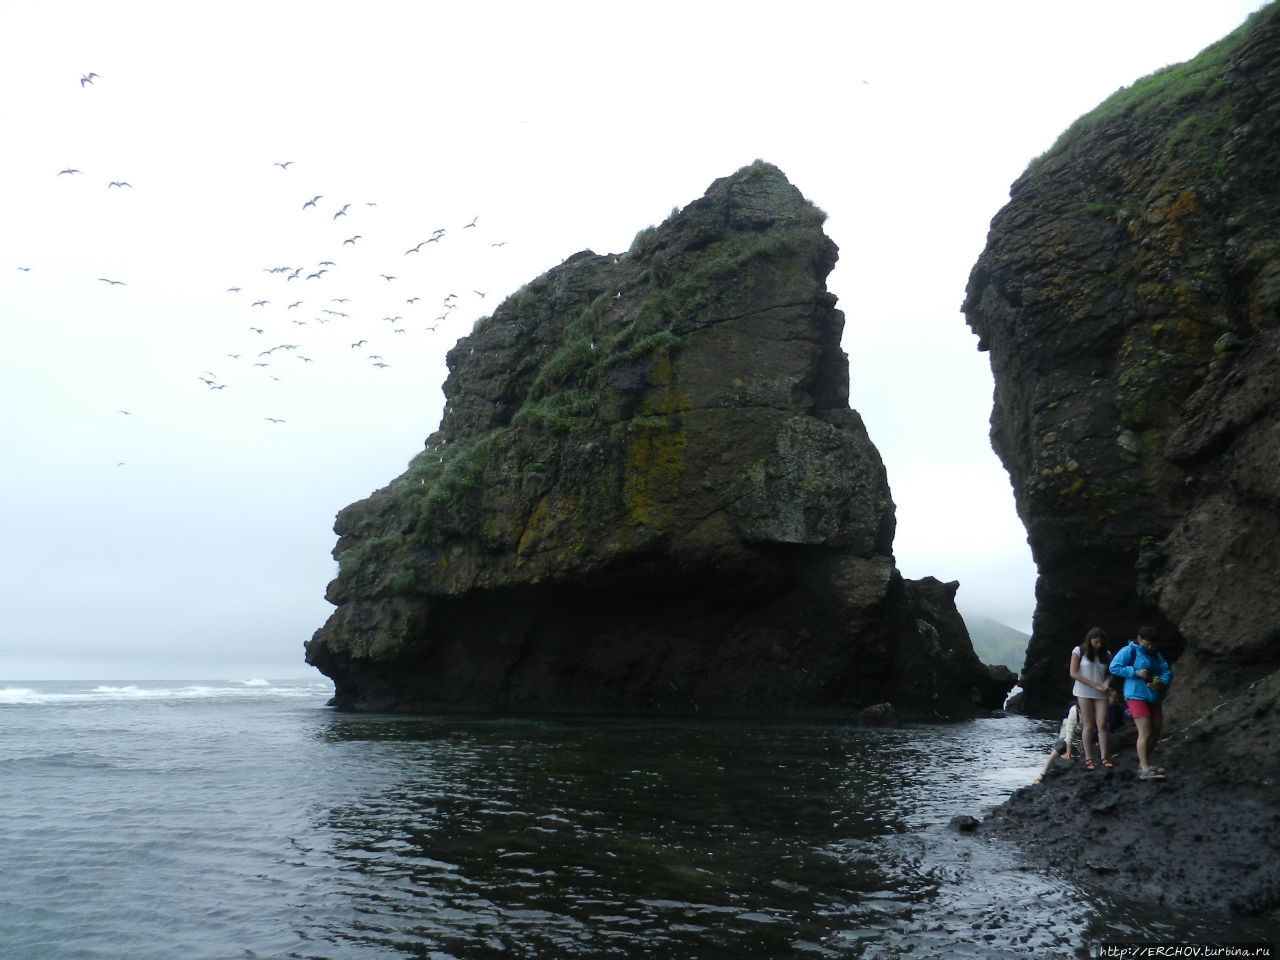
[{"xmin": 1069, "ymin": 626, "xmax": 1113, "ymax": 769}]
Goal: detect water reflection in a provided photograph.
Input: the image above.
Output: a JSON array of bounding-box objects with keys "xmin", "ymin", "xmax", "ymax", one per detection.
[
  {"xmin": 296, "ymin": 714, "xmax": 1277, "ymax": 958},
  {"xmin": 306, "ymin": 718, "xmax": 905, "ymax": 957}
]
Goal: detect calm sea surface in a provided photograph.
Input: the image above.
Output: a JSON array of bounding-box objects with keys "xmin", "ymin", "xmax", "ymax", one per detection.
[{"xmin": 1, "ymin": 679, "xmax": 1274, "ymax": 959}]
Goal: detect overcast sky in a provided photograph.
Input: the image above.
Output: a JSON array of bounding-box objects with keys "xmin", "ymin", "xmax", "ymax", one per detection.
[{"xmin": 1, "ymin": 1, "xmax": 1268, "ymax": 680}]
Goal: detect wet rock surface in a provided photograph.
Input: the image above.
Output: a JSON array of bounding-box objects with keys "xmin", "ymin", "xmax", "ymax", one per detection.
[{"xmin": 981, "ymin": 741, "xmax": 1280, "ymax": 917}]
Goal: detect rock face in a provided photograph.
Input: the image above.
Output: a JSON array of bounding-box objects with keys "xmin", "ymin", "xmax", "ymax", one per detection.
[
  {"xmin": 964, "ymin": 6, "xmax": 1280, "ymax": 786},
  {"xmin": 307, "ymin": 161, "xmax": 1013, "ymax": 717}
]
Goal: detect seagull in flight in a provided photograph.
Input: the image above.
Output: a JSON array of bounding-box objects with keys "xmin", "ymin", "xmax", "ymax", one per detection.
[
  {"xmin": 265, "ymin": 418, "xmax": 286, "ymax": 424},
  {"xmin": 350, "ymin": 340, "xmax": 367, "ymax": 348},
  {"xmin": 288, "ymin": 301, "xmax": 303, "ymax": 309},
  {"xmin": 57, "ymin": 168, "xmax": 82, "ymax": 176},
  {"xmin": 405, "ymin": 241, "xmax": 427, "ymax": 254},
  {"xmin": 333, "ymin": 204, "xmax": 350, "ymax": 219},
  {"xmin": 119, "ymin": 409, "xmax": 133, "ymax": 415},
  {"xmin": 380, "ymin": 274, "xmax": 396, "ymax": 282},
  {"xmin": 406, "ymin": 297, "xmax": 420, "ymax": 304},
  {"xmin": 98, "ymin": 277, "xmax": 125, "ymax": 285},
  {"xmin": 249, "ymin": 326, "xmax": 264, "ymax": 333},
  {"xmin": 80, "ymin": 72, "xmax": 99, "ymax": 86},
  {"xmin": 331, "ymin": 297, "xmax": 349, "ymax": 303},
  {"xmin": 343, "ymin": 235, "xmax": 361, "ymax": 245},
  {"xmin": 303, "ymin": 195, "xmax": 322, "ymax": 209},
  {"xmin": 251, "ymin": 300, "xmax": 268, "ymax": 307},
  {"xmin": 274, "ymin": 161, "xmax": 294, "ymax": 170},
  {"xmin": 107, "ymin": 181, "xmax": 132, "ymax": 188},
  {"xmin": 227, "ymin": 287, "xmax": 241, "ymax": 292},
  {"xmin": 463, "ymin": 216, "xmax": 478, "ymax": 228},
  {"xmin": 491, "ymin": 241, "xmax": 507, "ymax": 247}
]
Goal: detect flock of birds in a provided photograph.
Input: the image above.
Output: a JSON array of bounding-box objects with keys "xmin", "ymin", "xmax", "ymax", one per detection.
[{"xmin": 21, "ymin": 71, "xmax": 515, "ymax": 467}]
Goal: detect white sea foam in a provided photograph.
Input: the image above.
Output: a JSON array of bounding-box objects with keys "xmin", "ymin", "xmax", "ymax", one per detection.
[
  {"xmin": 0, "ymin": 687, "xmax": 41, "ymax": 704},
  {"xmin": 0, "ymin": 679, "xmax": 331, "ymax": 706}
]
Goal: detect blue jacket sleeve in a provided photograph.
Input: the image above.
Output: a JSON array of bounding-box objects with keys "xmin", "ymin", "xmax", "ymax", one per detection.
[
  {"xmin": 1109, "ymin": 644, "xmax": 1136, "ymax": 677},
  {"xmin": 1155, "ymin": 655, "xmax": 1172, "ymax": 688}
]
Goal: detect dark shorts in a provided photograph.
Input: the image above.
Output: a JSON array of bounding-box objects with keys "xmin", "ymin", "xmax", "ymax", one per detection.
[{"xmin": 1127, "ymin": 699, "xmax": 1162, "ymax": 720}]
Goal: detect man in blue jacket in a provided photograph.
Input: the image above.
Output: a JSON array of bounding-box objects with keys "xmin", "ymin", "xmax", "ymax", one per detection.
[{"xmin": 1109, "ymin": 626, "xmax": 1173, "ymax": 780}]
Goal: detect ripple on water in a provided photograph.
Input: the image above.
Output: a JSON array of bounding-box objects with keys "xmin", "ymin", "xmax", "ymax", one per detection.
[{"xmin": 4, "ymin": 700, "xmax": 1275, "ymax": 960}]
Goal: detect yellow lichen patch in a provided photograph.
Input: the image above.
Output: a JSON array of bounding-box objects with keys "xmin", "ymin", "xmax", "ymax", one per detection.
[
  {"xmin": 622, "ymin": 418, "xmax": 686, "ymax": 533},
  {"xmin": 1145, "ymin": 187, "xmax": 1199, "ymax": 257},
  {"xmin": 636, "ymin": 348, "xmax": 691, "ymax": 416},
  {"xmin": 515, "ymin": 494, "xmax": 583, "ymax": 563},
  {"xmin": 515, "ymin": 496, "xmax": 555, "ymax": 558},
  {"xmin": 1168, "ymin": 188, "xmax": 1198, "ymax": 219}
]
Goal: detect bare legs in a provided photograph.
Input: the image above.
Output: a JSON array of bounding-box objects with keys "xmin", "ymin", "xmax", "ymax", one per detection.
[
  {"xmin": 1089, "ymin": 696, "xmax": 1109, "ymax": 763},
  {"xmin": 1076, "ymin": 695, "xmax": 1110, "ymax": 763},
  {"xmin": 1133, "ymin": 714, "xmax": 1162, "ymax": 772}
]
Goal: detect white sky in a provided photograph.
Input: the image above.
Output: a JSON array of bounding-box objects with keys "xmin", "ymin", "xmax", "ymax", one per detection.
[{"xmin": 0, "ymin": 0, "xmax": 1267, "ymax": 680}]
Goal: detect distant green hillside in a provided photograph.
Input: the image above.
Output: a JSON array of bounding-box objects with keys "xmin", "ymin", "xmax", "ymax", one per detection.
[{"xmin": 963, "ymin": 615, "xmax": 1028, "ymax": 674}]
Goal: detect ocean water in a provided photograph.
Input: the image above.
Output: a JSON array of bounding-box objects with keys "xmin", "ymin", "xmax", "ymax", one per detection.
[{"xmin": 1, "ymin": 679, "xmax": 1274, "ymax": 959}]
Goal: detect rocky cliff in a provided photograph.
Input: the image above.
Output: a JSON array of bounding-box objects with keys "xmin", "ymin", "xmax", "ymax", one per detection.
[
  {"xmin": 307, "ymin": 161, "xmax": 1012, "ymax": 717},
  {"xmin": 964, "ymin": 5, "xmax": 1280, "ymax": 789}
]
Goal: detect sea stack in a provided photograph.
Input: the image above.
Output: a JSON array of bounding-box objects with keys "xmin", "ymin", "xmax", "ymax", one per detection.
[{"xmin": 307, "ymin": 161, "xmax": 1012, "ymax": 717}]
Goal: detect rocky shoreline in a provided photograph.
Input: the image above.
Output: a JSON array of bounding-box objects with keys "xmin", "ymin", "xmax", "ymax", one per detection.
[{"xmin": 977, "ymin": 725, "xmax": 1280, "ymax": 918}]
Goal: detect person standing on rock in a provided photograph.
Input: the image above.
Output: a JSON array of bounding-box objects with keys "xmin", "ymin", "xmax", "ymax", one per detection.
[
  {"xmin": 1069, "ymin": 626, "xmax": 1114, "ymax": 769},
  {"xmin": 1109, "ymin": 626, "xmax": 1172, "ymax": 780}
]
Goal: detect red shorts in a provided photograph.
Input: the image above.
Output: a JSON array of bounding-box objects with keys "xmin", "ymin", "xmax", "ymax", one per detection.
[{"xmin": 1127, "ymin": 699, "xmax": 1162, "ymax": 720}]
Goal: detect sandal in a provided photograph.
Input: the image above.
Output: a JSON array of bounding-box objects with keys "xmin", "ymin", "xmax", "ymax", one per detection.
[
  {"xmin": 1083, "ymin": 759, "xmax": 1096, "ymax": 770},
  {"xmin": 1101, "ymin": 757, "xmax": 1114, "ymax": 768}
]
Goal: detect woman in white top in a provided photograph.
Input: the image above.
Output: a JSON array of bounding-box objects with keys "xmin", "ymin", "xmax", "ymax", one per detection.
[{"xmin": 1069, "ymin": 626, "xmax": 1113, "ymax": 769}]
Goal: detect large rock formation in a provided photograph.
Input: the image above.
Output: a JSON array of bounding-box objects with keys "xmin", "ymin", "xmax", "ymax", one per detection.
[
  {"xmin": 307, "ymin": 161, "xmax": 1012, "ymax": 717},
  {"xmin": 964, "ymin": 5, "xmax": 1280, "ymax": 789}
]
